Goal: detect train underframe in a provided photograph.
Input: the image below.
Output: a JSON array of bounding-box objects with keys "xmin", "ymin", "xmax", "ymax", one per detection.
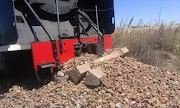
[{"xmin": 0, "ymin": 36, "xmax": 112, "ymax": 73}]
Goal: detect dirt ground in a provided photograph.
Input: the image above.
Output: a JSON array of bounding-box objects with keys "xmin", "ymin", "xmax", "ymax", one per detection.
[{"xmin": 0, "ymin": 49, "xmax": 179, "ymax": 108}]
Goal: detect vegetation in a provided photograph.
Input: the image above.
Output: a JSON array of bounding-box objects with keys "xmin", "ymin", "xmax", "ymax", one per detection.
[{"xmin": 112, "ymin": 18, "xmax": 180, "ymax": 72}]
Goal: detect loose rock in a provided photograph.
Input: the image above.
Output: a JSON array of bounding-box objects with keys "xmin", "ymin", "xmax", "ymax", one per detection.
[
  {"xmin": 115, "ymin": 102, "xmax": 122, "ymax": 108},
  {"xmin": 101, "ymin": 76, "xmax": 110, "ymax": 88},
  {"xmin": 0, "ymin": 48, "xmax": 179, "ymax": 107},
  {"xmin": 109, "ymin": 102, "xmax": 115, "ymax": 108}
]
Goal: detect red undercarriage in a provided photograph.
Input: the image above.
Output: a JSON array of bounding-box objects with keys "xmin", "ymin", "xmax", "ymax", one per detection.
[{"xmin": 31, "ymin": 36, "xmax": 112, "ymax": 71}]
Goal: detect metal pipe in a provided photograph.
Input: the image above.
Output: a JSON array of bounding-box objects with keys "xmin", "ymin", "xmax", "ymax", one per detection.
[
  {"xmin": 95, "ymin": 5, "xmax": 100, "ymax": 30},
  {"xmin": 35, "ymin": 71, "xmax": 41, "ymax": 82},
  {"xmin": 55, "ymin": 0, "xmax": 61, "ymax": 39},
  {"xmin": 91, "ymin": 24, "xmax": 102, "ymax": 35},
  {"xmin": 95, "ymin": 5, "xmax": 101, "ymax": 43},
  {"xmin": 76, "ymin": 9, "xmax": 102, "ymax": 35},
  {"xmin": 24, "ymin": 0, "xmax": 53, "ymax": 40}
]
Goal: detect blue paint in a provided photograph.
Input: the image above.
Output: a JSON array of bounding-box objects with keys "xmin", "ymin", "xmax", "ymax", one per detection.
[{"xmin": 0, "ymin": 0, "xmax": 18, "ymax": 45}]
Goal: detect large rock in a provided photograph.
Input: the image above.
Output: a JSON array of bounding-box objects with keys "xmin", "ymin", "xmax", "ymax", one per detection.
[
  {"xmin": 54, "ymin": 76, "xmax": 68, "ymax": 83},
  {"xmin": 85, "ymin": 67, "xmax": 106, "ymax": 86},
  {"xmin": 69, "ymin": 63, "xmax": 91, "ymax": 84},
  {"xmin": 120, "ymin": 47, "xmax": 129, "ymax": 54},
  {"xmin": 57, "ymin": 71, "xmax": 64, "ymax": 77},
  {"xmin": 120, "ymin": 47, "xmax": 129, "ymax": 57},
  {"xmin": 93, "ymin": 47, "xmax": 129, "ymax": 63}
]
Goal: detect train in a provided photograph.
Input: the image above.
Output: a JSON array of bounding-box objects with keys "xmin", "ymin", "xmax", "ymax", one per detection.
[{"xmin": 0, "ymin": 0, "xmax": 115, "ymax": 80}]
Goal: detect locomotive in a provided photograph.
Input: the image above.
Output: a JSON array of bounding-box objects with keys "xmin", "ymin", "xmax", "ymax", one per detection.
[{"xmin": 0, "ymin": 0, "xmax": 115, "ymax": 79}]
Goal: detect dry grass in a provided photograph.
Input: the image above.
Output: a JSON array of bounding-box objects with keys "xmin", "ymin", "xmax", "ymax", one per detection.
[{"xmin": 112, "ymin": 21, "xmax": 180, "ymax": 73}]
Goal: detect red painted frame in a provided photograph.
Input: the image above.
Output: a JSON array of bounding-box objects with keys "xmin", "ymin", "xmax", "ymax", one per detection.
[{"xmin": 31, "ymin": 36, "xmax": 112, "ymax": 71}]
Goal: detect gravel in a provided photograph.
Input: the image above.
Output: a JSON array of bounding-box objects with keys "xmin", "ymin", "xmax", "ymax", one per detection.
[{"xmin": 0, "ymin": 48, "xmax": 179, "ymax": 107}]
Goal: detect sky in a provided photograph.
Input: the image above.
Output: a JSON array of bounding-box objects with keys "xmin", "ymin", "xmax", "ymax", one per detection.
[{"xmin": 114, "ymin": 0, "xmax": 180, "ymax": 26}]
